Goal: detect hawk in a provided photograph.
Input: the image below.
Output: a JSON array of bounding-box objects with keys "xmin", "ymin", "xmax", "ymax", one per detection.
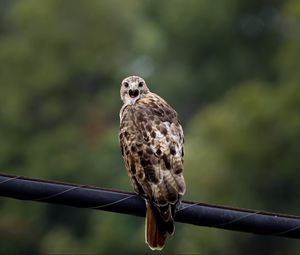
[{"xmin": 119, "ymin": 76, "xmax": 186, "ymax": 250}]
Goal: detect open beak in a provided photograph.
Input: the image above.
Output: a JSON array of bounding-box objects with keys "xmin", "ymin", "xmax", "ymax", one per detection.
[{"xmin": 129, "ymin": 89, "xmax": 139, "ymax": 98}]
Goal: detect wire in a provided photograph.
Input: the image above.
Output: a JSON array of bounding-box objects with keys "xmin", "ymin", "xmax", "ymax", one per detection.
[{"xmin": 0, "ymin": 173, "xmax": 299, "ymax": 239}]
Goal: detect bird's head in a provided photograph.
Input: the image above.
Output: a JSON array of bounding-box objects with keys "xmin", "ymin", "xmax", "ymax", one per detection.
[{"xmin": 120, "ymin": 76, "xmax": 150, "ymax": 105}]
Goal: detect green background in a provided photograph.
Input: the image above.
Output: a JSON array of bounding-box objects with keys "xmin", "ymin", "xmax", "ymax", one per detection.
[{"xmin": 0, "ymin": 0, "xmax": 300, "ymax": 254}]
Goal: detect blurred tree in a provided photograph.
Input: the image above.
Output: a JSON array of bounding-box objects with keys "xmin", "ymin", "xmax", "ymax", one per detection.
[
  {"xmin": 0, "ymin": 0, "xmax": 142, "ymax": 179},
  {"xmin": 136, "ymin": 0, "xmax": 285, "ymax": 121},
  {"xmin": 183, "ymin": 84, "xmax": 300, "ymax": 253}
]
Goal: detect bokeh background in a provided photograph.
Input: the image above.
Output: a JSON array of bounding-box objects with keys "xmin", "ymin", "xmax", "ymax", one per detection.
[{"xmin": 0, "ymin": 0, "xmax": 300, "ymax": 254}]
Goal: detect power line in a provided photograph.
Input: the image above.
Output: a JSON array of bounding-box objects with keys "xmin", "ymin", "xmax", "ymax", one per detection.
[{"xmin": 0, "ymin": 173, "xmax": 299, "ymax": 239}]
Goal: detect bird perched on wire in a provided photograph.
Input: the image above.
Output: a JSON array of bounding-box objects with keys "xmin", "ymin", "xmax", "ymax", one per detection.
[{"xmin": 119, "ymin": 75, "xmax": 186, "ymax": 250}]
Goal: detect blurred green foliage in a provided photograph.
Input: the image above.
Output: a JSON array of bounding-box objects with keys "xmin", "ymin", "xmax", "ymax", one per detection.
[{"xmin": 0, "ymin": 0, "xmax": 299, "ymax": 254}]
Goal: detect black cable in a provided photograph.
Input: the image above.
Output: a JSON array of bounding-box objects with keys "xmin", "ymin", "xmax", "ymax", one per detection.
[{"xmin": 0, "ymin": 173, "xmax": 299, "ymax": 239}]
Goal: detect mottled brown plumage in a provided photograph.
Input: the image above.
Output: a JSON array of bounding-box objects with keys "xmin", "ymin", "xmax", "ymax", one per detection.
[{"xmin": 119, "ymin": 76, "xmax": 186, "ymax": 250}]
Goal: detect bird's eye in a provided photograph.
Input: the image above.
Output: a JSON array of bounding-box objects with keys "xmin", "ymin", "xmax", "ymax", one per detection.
[
  {"xmin": 138, "ymin": 82, "xmax": 144, "ymax": 87},
  {"xmin": 124, "ymin": 82, "xmax": 129, "ymax": 88}
]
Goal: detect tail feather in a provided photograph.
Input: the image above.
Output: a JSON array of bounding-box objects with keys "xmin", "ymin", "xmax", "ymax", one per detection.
[
  {"xmin": 145, "ymin": 203, "xmax": 174, "ymax": 250},
  {"xmin": 155, "ymin": 204, "xmax": 175, "ymax": 234}
]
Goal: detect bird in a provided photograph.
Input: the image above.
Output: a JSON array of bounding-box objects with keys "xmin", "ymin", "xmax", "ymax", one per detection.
[{"xmin": 119, "ymin": 75, "xmax": 186, "ymax": 250}]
